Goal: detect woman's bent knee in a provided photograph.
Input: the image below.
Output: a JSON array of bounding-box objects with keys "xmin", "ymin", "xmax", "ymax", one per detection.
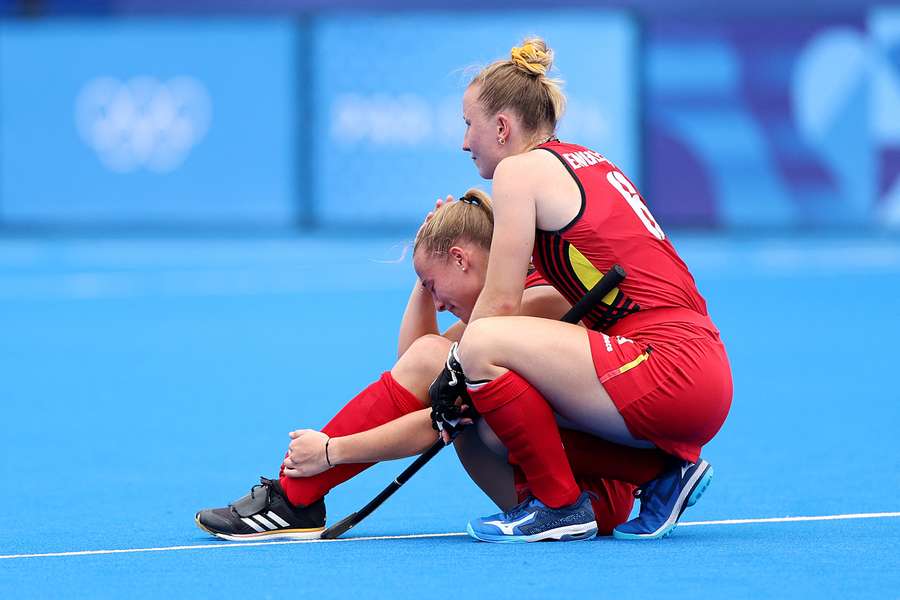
[
  {"xmin": 391, "ymin": 334, "xmax": 451, "ymax": 393},
  {"xmin": 458, "ymin": 318, "xmax": 508, "ymax": 378}
]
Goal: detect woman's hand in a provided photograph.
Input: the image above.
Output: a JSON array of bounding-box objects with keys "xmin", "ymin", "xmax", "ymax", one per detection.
[
  {"xmin": 416, "ymin": 195, "xmax": 455, "ymax": 239},
  {"xmin": 282, "ymin": 429, "xmax": 332, "ymax": 478},
  {"xmin": 431, "ymin": 194, "xmax": 455, "ymax": 215},
  {"xmin": 437, "ymin": 402, "xmax": 476, "ymax": 445}
]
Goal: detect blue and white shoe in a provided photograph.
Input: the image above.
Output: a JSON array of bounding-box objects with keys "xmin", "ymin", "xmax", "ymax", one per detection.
[
  {"xmin": 467, "ymin": 491, "xmax": 598, "ymax": 543},
  {"xmin": 613, "ymin": 459, "xmax": 713, "ymax": 540}
]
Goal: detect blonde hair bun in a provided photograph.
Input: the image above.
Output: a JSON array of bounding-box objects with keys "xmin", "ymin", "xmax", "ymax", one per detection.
[
  {"xmin": 510, "ymin": 38, "xmax": 554, "ymax": 77},
  {"xmin": 470, "ymin": 36, "xmax": 565, "ymax": 134}
]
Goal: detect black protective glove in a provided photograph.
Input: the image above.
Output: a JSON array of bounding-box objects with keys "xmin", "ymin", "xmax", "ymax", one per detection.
[{"xmin": 428, "ymin": 342, "xmax": 478, "ymax": 439}]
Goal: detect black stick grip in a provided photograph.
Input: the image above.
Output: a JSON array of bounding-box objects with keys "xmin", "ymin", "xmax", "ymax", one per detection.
[{"xmin": 560, "ymin": 264, "xmax": 625, "ymax": 325}]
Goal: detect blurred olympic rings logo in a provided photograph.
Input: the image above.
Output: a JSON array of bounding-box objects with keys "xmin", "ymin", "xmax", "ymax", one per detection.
[{"xmin": 75, "ymin": 76, "xmax": 212, "ymax": 173}]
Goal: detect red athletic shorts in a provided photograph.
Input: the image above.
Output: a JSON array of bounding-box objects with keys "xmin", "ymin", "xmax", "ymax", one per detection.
[{"xmin": 586, "ymin": 309, "xmax": 733, "ymax": 462}]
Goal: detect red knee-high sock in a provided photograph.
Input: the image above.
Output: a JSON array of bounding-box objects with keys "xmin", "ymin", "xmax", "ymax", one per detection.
[
  {"xmin": 280, "ymin": 372, "xmax": 423, "ymax": 507},
  {"xmin": 560, "ymin": 428, "xmax": 669, "ymax": 486},
  {"xmin": 468, "ymin": 370, "xmax": 581, "ymax": 509}
]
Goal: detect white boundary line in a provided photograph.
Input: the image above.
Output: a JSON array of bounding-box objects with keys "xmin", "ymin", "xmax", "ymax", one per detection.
[
  {"xmin": 2, "ymin": 512, "xmax": 898, "ymax": 560},
  {"xmin": 678, "ymin": 512, "xmax": 900, "ymax": 527}
]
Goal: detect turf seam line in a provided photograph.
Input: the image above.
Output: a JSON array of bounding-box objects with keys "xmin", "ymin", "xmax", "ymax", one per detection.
[{"xmin": 2, "ymin": 511, "xmax": 898, "ymax": 560}]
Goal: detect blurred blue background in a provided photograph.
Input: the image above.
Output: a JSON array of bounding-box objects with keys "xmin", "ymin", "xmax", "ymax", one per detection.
[
  {"xmin": 310, "ymin": 12, "xmax": 637, "ymax": 227},
  {"xmin": 0, "ymin": 0, "xmax": 897, "ymax": 231},
  {"xmin": 1, "ymin": 2, "xmax": 899, "ymax": 597},
  {"xmin": 0, "ymin": 20, "xmax": 297, "ymax": 227}
]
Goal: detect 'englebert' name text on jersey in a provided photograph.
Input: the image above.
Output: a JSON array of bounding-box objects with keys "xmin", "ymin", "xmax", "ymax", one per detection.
[{"xmin": 562, "ymin": 150, "xmax": 609, "ymax": 170}]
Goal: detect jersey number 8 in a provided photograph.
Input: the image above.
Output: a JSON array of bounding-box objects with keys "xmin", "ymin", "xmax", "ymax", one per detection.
[{"xmin": 607, "ymin": 171, "xmax": 665, "ymax": 241}]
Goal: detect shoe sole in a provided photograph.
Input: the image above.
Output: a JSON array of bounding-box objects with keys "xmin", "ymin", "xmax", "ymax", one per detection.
[
  {"xmin": 466, "ymin": 521, "xmax": 598, "ymax": 543},
  {"xmin": 612, "ymin": 462, "xmax": 714, "ymax": 541},
  {"xmin": 195, "ymin": 514, "xmax": 324, "ymax": 541}
]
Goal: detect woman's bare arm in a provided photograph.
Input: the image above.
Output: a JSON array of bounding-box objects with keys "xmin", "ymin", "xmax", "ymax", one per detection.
[
  {"xmin": 396, "ymin": 280, "xmax": 440, "ymax": 357},
  {"xmin": 328, "ymin": 409, "xmax": 437, "ymax": 464},
  {"xmin": 468, "ymin": 157, "xmax": 538, "ymax": 322}
]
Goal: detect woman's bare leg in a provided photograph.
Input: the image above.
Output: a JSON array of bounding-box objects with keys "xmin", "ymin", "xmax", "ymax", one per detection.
[
  {"xmin": 453, "ymin": 419, "xmax": 517, "ymax": 511},
  {"xmin": 459, "ymin": 316, "xmax": 649, "ymax": 447}
]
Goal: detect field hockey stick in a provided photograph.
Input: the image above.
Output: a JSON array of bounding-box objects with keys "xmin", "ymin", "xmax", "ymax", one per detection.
[{"xmin": 320, "ymin": 264, "xmax": 627, "ymax": 539}]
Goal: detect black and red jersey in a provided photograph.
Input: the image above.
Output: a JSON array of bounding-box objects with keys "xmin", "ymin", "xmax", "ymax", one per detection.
[
  {"xmin": 531, "ymin": 140, "xmax": 712, "ymax": 335},
  {"xmin": 524, "ymin": 267, "xmax": 551, "ymax": 290}
]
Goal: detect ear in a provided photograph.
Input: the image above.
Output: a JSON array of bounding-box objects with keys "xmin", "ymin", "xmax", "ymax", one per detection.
[
  {"xmin": 448, "ymin": 246, "xmax": 468, "ymax": 271},
  {"xmin": 496, "ymin": 112, "xmax": 512, "ymax": 137}
]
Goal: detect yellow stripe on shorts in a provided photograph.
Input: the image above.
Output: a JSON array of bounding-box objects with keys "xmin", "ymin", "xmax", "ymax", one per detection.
[{"xmin": 598, "ymin": 351, "xmax": 651, "ymax": 384}]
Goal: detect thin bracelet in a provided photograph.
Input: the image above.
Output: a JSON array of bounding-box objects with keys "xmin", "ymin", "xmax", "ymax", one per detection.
[{"xmin": 325, "ymin": 437, "xmax": 333, "ymax": 467}]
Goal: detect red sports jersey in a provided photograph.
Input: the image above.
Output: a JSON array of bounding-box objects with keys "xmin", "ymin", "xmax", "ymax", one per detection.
[
  {"xmin": 531, "ymin": 140, "xmax": 714, "ymax": 338},
  {"xmin": 524, "ymin": 267, "xmax": 551, "ymax": 290}
]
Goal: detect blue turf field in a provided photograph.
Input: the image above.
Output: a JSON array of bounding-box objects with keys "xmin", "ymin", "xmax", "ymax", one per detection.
[{"xmin": 1, "ymin": 234, "xmax": 899, "ymax": 598}]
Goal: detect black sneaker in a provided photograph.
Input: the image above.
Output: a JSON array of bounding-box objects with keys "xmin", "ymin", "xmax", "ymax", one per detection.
[{"xmin": 195, "ymin": 477, "xmax": 326, "ymax": 541}]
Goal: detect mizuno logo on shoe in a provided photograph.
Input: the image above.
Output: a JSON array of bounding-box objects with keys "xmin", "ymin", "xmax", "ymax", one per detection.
[{"xmin": 484, "ymin": 512, "xmax": 537, "ymax": 535}]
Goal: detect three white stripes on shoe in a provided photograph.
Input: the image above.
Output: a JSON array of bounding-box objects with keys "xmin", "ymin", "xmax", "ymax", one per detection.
[{"xmin": 240, "ymin": 511, "xmax": 291, "ymax": 533}]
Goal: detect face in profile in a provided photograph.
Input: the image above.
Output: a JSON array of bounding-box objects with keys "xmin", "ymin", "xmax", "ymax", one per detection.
[
  {"xmin": 413, "ymin": 245, "xmax": 487, "ymax": 323},
  {"xmin": 462, "ymin": 86, "xmax": 504, "ymax": 180}
]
